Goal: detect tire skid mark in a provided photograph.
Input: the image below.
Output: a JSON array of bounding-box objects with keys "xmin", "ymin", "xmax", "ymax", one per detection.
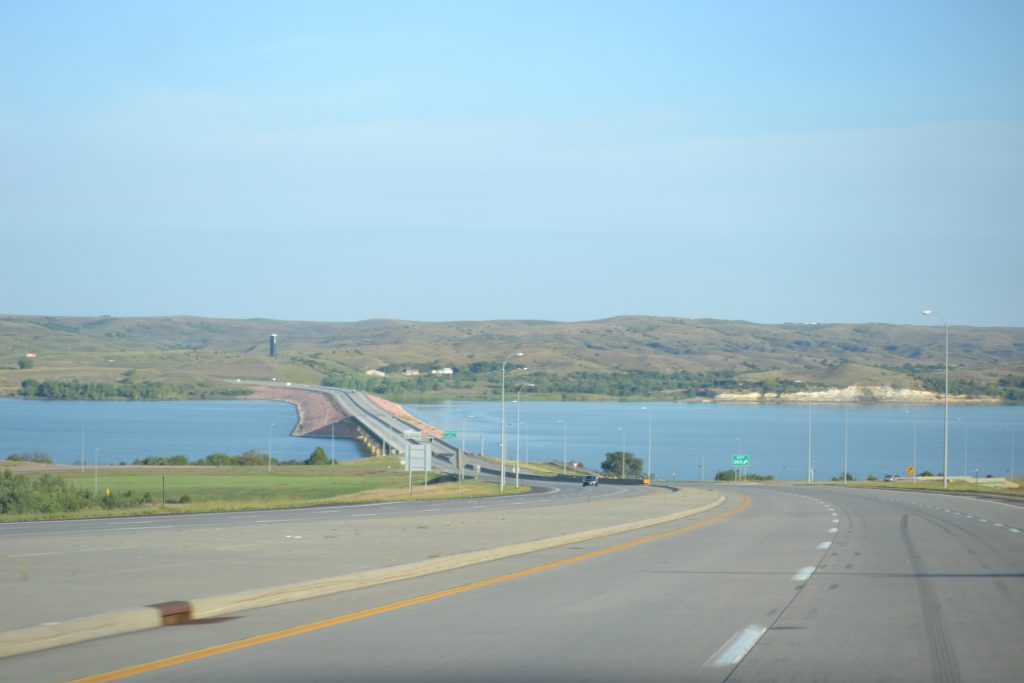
[{"xmin": 901, "ymin": 514, "xmax": 962, "ymax": 683}]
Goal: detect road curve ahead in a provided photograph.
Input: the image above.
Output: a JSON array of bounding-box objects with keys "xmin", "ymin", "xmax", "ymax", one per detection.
[{"xmin": 7, "ymin": 485, "xmax": 1023, "ymax": 683}]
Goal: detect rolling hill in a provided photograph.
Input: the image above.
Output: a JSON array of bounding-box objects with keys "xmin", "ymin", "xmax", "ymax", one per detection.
[{"xmin": 1, "ymin": 315, "xmax": 1022, "ymax": 401}]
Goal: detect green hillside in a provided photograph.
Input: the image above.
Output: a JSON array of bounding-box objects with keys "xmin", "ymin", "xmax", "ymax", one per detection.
[{"xmin": 1, "ymin": 315, "xmax": 1022, "ymax": 402}]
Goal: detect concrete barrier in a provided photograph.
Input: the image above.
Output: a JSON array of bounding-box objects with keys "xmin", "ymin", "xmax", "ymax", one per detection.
[{"xmin": 0, "ymin": 607, "xmax": 163, "ymax": 658}]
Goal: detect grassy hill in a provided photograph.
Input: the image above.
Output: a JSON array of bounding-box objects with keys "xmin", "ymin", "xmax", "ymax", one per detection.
[{"xmin": 1, "ymin": 314, "xmax": 1022, "ymax": 401}]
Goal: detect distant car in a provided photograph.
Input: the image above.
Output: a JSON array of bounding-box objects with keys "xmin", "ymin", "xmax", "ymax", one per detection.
[
  {"xmin": 884, "ymin": 475, "xmax": 896, "ymax": 482},
  {"xmin": 582, "ymin": 475, "xmax": 599, "ymax": 487}
]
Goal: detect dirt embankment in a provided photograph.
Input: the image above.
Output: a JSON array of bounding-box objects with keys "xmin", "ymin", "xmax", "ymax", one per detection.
[
  {"xmin": 242, "ymin": 386, "xmax": 347, "ymax": 436},
  {"xmin": 364, "ymin": 394, "xmax": 443, "ymax": 436}
]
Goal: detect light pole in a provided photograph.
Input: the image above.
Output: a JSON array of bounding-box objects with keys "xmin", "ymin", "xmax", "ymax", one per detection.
[
  {"xmin": 460, "ymin": 415, "xmax": 474, "ymax": 484},
  {"xmin": 94, "ymin": 447, "xmax": 99, "ymax": 495},
  {"xmin": 268, "ymin": 423, "xmax": 274, "ymax": 473},
  {"xmin": 331, "ymin": 423, "xmax": 335, "ymax": 465},
  {"xmin": 515, "ymin": 383, "xmax": 534, "ymax": 488},
  {"xmin": 557, "ymin": 419, "xmax": 567, "ymax": 475},
  {"xmin": 735, "ymin": 437, "xmax": 742, "ymax": 481},
  {"xmin": 843, "ymin": 407, "xmax": 848, "ymax": 485},
  {"xmin": 500, "ymin": 351, "xmax": 524, "ymax": 493},
  {"xmin": 1008, "ymin": 426, "xmax": 1015, "ymax": 483},
  {"xmin": 807, "ymin": 402, "xmax": 813, "ymax": 483},
  {"xmin": 955, "ymin": 416, "xmax": 965, "ymax": 481},
  {"xmin": 905, "ymin": 409, "xmax": 917, "ymax": 484},
  {"xmin": 642, "ymin": 406, "xmax": 652, "ymax": 480},
  {"xmin": 922, "ymin": 309, "xmax": 949, "ymax": 489},
  {"xmin": 617, "ymin": 427, "xmax": 625, "ymax": 479}
]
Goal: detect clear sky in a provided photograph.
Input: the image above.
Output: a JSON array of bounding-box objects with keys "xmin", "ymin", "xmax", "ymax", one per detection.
[{"xmin": 2, "ymin": 1, "xmax": 1022, "ymax": 327}]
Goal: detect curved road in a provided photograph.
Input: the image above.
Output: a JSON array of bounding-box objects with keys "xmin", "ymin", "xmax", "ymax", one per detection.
[{"xmin": 4, "ymin": 485, "xmax": 1023, "ymax": 683}]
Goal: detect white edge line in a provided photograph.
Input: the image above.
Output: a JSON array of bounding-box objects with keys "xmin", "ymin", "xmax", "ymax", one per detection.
[{"xmin": 705, "ymin": 625, "xmax": 768, "ymax": 668}]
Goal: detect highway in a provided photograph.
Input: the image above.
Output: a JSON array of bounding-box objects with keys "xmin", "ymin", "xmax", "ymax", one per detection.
[{"xmin": 4, "ymin": 485, "xmax": 1022, "ymax": 682}]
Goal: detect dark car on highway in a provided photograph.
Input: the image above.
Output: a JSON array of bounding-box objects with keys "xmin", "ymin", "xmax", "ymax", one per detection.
[{"xmin": 582, "ymin": 475, "xmax": 599, "ymax": 487}]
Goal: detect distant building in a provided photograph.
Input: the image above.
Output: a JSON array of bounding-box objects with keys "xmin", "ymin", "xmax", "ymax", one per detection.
[
  {"xmin": 25, "ymin": 352, "xmax": 37, "ymax": 358},
  {"xmin": 402, "ymin": 368, "xmax": 421, "ymax": 376},
  {"xmin": 269, "ymin": 334, "xmax": 277, "ymax": 357},
  {"xmin": 430, "ymin": 367, "xmax": 453, "ymax": 375},
  {"xmin": 365, "ymin": 369, "xmax": 386, "ymax": 377}
]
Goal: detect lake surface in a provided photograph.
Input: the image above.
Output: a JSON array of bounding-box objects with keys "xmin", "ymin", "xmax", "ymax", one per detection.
[
  {"xmin": 0, "ymin": 399, "xmax": 364, "ymax": 465},
  {"xmin": 405, "ymin": 400, "xmax": 1024, "ymax": 481},
  {"xmin": 3, "ymin": 397, "xmax": 1021, "ymax": 481}
]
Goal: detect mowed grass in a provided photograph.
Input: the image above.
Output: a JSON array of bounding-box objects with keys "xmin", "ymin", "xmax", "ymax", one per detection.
[
  {"xmin": 1, "ymin": 456, "xmax": 511, "ymax": 520},
  {"xmin": 818, "ymin": 477, "xmax": 1024, "ymax": 497}
]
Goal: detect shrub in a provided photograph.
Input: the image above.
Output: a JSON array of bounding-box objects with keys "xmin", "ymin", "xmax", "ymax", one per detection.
[{"xmin": 6, "ymin": 451, "xmax": 52, "ymax": 464}]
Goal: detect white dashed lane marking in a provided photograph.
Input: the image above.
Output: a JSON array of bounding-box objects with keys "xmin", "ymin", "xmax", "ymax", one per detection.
[{"xmin": 792, "ymin": 566, "xmax": 816, "ymax": 582}]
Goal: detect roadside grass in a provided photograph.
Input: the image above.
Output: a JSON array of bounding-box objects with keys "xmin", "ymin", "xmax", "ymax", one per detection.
[
  {"xmin": 0, "ymin": 457, "xmax": 511, "ymax": 521},
  {"xmin": 468, "ymin": 454, "xmax": 596, "ymax": 478},
  {"xmin": 817, "ymin": 477, "xmax": 1024, "ymax": 497}
]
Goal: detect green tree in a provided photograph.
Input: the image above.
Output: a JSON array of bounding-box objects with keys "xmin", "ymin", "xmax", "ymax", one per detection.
[
  {"xmin": 305, "ymin": 446, "xmax": 330, "ymax": 465},
  {"xmin": 202, "ymin": 453, "xmax": 234, "ymax": 466},
  {"xmin": 599, "ymin": 451, "xmax": 644, "ymax": 478},
  {"xmin": 18, "ymin": 357, "xmax": 34, "ymax": 369}
]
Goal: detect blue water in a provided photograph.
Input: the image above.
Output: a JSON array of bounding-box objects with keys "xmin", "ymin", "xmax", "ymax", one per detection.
[
  {"xmin": 0, "ymin": 399, "xmax": 364, "ymax": 464},
  {"xmin": 405, "ymin": 400, "xmax": 1024, "ymax": 481},
  {"xmin": 4, "ymin": 397, "xmax": 1021, "ymax": 480}
]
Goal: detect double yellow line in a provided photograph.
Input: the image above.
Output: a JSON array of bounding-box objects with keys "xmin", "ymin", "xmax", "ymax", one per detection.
[{"xmin": 70, "ymin": 495, "xmax": 749, "ymax": 682}]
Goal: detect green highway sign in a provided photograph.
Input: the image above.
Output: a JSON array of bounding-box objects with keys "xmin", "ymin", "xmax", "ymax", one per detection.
[
  {"xmin": 731, "ymin": 454, "xmax": 750, "ymax": 466},
  {"xmin": 443, "ymin": 431, "xmax": 457, "ymax": 438}
]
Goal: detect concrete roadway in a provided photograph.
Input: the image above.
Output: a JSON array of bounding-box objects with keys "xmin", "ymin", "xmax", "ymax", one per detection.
[
  {"xmin": 0, "ymin": 481, "xmax": 650, "ymax": 631},
  {"xmin": 4, "ymin": 485, "xmax": 1023, "ymax": 683}
]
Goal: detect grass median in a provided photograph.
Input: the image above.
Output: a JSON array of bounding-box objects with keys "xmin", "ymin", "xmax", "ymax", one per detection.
[{"xmin": 0, "ymin": 456, "xmax": 515, "ymax": 521}]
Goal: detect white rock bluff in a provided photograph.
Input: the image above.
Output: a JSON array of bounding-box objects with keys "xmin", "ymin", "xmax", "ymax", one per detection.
[{"xmin": 715, "ymin": 385, "xmax": 994, "ymax": 404}]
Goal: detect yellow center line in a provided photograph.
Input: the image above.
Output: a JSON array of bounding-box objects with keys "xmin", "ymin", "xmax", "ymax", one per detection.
[{"xmin": 68, "ymin": 494, "xmax": 749, "ymax": 683}]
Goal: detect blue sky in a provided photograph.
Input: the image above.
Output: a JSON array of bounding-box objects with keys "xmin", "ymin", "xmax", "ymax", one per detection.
[{"xmin": 2, "ymin": 1, "xmax": 1022, "ymax": 326}]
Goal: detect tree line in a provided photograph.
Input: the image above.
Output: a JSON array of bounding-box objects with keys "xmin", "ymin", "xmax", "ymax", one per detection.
[
  {"xmin": 323, "ymin": 367, "xmax": 816, "ymax": 401},
  {"xmin": 18, "ymin": 379, "xmax": 250, "ymax": 400},
  {"xmin": 130, "ymin": 446, "xmax": 334, "ymax": 467}
]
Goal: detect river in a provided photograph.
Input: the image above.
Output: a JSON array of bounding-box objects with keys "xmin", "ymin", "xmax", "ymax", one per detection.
[
  {"xmin": 2, "ymin": 397, "xmax": 1021, "ymax": 481},
  {"xmin": 405, "ymin": 400, "xmax": 1024, "ymax": 481},
  {"xmin": 0, "ymin": 398, "xmax": 364, "ymax": 465}
]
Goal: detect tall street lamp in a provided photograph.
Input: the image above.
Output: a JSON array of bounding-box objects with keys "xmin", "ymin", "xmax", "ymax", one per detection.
[
  {"xmin": 735, "ymin": 437, "xmax": 742, "ymax": 481},
  {"xmin": 460, "ymin": 415, "xmax": 474, "ymax": 483},
  {"xmin": 618, "ymin": 427, "xmax": 625, "ymax": 479},
  {"xmin": 807, "ymin": 402, "xmax": 813, "ymax": 483},
  {"xmin": 557, "ymin": 419, "xmax": 567, "ymax": 475},
  {"xmin": 515, "ymin": 383, "xmax": 534, "ymax": 488},
  {"xmin": 905, "ymin": 409, "xmax": 917, "ymax": 483},
  {"xmin": 1008, "ymin": 426, "xmax": 1015, "ymax": 483},
  {"xmin": 843, "ymin": 407, "xmax": 848, "ymax": 486},
  {"xmin": 922, "ymin": 309, "xmax": 949, "ymax": 489},
  {"xmin": 500, "ymin": 352, "xmax": 524, "ymax": 493},
  {"xmin": 642, "ymin": 406, "xmax": 652, "ymax": 480},
  {"xmin": 960, "ymin": 417, "xmax": 968, "ymax": 478}
]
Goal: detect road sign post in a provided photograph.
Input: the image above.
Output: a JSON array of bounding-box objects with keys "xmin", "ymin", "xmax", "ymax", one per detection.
[{"xmin": 732, "ymin": 454, "xmax": 749, "ymax": 481}]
